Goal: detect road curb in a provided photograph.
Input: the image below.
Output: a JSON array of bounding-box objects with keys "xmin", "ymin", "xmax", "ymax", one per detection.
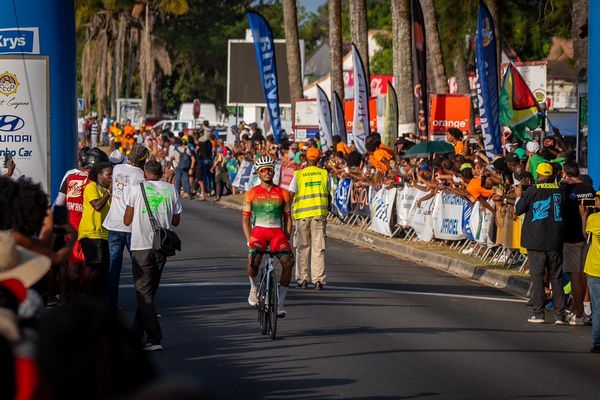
[{"xmin": 216, "ymin": 195, "xmax": 531, "ymax": 298}]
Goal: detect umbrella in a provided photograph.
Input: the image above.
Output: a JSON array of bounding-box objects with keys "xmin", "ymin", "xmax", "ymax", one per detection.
[{"xmin": 402, "ymin": 141, "xmax": 454, "ymax": 159}]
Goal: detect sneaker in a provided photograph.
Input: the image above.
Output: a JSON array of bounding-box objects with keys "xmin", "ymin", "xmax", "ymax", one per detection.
[
  {"xmin": 277, "ymin": 305, "xmax": 287, "ymax": 318},
  {"xmin": 297, "ymin": 280, "xmax": 308, "ymax": 289},
  {"xmin": 142, "ymin": 342, "xmax": 163, "ymax": 351},
  {"xmin": 583, "ymin": 315, "xmax": 593, "ymax": 325},
  {"xmin": 590, "ymin": 347, "xmax": 600, "ymax": 353},
  {"xmin": 527, "ymin": 315, "xmax": 545, "ymax": 324},
  {"xmin": 46, "ymin": 296, "xmax": 59, "ymax": 308},
  {"xmin": 568, "ymin": 314, "xmax": 587, "ymax": 326},
  {"xmin": 314, "ymin": 282, "xmax": 324, "ymax": 291},
  {"xmin": 554, "ymin": 316, "xmax": 568, "ymax": 325},
  {"xmin": 248, "ymin": 287, "xmax": 258, "ymax": 306}
]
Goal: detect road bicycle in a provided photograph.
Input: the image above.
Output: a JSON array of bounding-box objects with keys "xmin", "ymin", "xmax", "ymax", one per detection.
[{"xmin": 252, "ymin": 249, "xmax": 278, "ymax": 339}]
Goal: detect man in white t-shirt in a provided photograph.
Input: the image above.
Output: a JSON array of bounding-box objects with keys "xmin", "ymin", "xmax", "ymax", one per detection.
[
  {"xmin": 124, "ymin": 159, "xmax": 182, "ymax": 351},
  {"xmin": 77, "ymin": 113, "xmax": 85, "ymax": 142},
  {"xmin": 103, "ymin": 144, "xmax": 148, "ymax": 311}
]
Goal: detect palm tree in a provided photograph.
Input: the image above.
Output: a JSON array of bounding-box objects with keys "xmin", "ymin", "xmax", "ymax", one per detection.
[
  {"xmin": 420, "ymin": 0, "xmax": 448, "ymax": 94},
  {"xmin": 572, "ymin": 0, "xmax": 588, "ymax": 78},
  {"xmin": 329, "ymin": 0, "xmax": 343, "ymax": 100},
  {"xmin": 282, "ymin": 0, "xmax": 303, "ymax": 102},
  {"xmin": 136, "ymin": 0, "xmax": 187, "ymax": 118},
  {"xmin": 349, "ymin": 0, "xmax": 370, "ymax": 84},
  {"xmin": 391, "ymin": 0, "xmax": 415, "ymax": 133}
]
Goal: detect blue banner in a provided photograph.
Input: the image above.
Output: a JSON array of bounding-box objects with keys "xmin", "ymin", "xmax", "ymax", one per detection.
[
  {"xmin": 475, "ymin": 1, "xmax": 502, "ymax": 158},
  {"xmin": 334, "ymin": 178, "xmax": 352, "ymax": 218},
  {"xmin": 462, "ymin": 202, "xmax": 474, "ymax": 240},
  {"xmin": 247, "ymin": 12, "xmax": 282, "ymax": 143}
]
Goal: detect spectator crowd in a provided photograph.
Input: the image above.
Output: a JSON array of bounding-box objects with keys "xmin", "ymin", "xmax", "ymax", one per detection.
[{"xmin": 2, "ymin": 114, "xmax": 600, "ymax": 399}]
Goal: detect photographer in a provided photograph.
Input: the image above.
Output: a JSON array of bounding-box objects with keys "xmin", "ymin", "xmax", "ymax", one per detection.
[
  {"xmin": 561, "ymin": 161, "xmax": 595, "ymax": 325},
  {"xmin": 580, "ymin": 192, "xmax": 600, "ymax": 353}
]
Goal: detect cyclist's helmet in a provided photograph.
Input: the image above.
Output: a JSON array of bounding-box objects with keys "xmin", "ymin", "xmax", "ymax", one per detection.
[
  {"xmin": 82, "ymin": 147, "xmax": 109, "ymax": 169},
  {"xmin": 255, "ymin": 156, "xmax": 275, "ymax": 170}
]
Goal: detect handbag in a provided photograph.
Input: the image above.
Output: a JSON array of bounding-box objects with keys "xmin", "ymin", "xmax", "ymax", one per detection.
[{"xmin": 139, "ymin": 182, "xmax": 181, "ymax": 256}]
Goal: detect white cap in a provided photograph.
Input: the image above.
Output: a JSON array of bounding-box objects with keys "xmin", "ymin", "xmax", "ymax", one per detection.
[
  {"xmin": 526, "ymin": 141, "xmax": 540, "ymax": 153},
  {"xmin": 109, "ymin": 150, "xmax": 126, "ymax": 165}
]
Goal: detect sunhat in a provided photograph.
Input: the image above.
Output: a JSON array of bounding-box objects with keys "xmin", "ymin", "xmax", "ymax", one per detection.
[{"xmin": 0, "ymin": 232, "xmax": 50, "ymax": 288}]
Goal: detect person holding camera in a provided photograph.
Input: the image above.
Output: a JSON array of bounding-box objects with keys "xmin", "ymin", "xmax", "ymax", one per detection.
[
  {"xmin": 78, "ymin": 162, "xmax": 113, "ymax": 300},
  {"xmin": 580, "ymin": 191, "xmax": 600, "ymax": 353},
  {"xmin": 516, "ymin": 162, "xmax": 567, "ymax": 325},
  {"xmin": 560, "ymin": 161, "xmax": 595, "ymax": 325}
]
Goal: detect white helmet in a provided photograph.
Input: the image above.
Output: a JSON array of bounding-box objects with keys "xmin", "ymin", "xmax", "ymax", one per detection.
[{"xmin": 255, "ymin": 156, "xmax": 275, "ymax": 170}]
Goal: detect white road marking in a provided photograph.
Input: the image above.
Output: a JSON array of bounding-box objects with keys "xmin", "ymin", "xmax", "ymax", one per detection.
[{"xmin": 119, "ymin": 282, "xmax": 526, "ymax": 303}]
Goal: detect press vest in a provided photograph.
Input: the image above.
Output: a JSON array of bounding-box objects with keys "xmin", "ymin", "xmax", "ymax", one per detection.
[{"xmin": 292, "ymin": 166, "xmax": 328, "ymax": 220}]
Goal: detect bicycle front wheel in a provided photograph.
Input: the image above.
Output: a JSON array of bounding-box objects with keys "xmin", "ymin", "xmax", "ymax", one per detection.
[{"xmin": 268, "ymin": 271, "xmax": 278, "ymax": 340}]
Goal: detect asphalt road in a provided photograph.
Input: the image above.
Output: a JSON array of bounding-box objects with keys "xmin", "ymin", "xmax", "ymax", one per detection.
[{"xmin": 118, "ymin": 198, "xmax": 600, "ymax": 400}]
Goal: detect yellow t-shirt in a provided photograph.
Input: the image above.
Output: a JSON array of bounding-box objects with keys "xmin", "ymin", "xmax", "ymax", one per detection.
[
  {"xmin": 78, "ymin": 182, "xmax": 110, "ymax": 240},
  {"xmin": 584, "ymin": 213, "xmax": 600, "ymax": 277}
]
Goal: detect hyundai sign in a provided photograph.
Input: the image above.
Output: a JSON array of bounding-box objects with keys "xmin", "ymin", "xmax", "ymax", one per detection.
[{"xmin": 0, "ymin": 27, "xmax": 40, "ymax": 54}]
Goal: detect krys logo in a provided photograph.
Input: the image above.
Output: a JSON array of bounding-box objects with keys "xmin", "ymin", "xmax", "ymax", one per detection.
[
  {"xmin": 0, "ymin": 115, "xmax": 25, "ymax": 132},
  {"xmin": 0, "ymin": 72, "xmax": 19, "ymax": 96}
]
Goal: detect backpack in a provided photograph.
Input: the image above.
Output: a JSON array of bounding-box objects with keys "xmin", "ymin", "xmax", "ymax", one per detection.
[{"xmin": 177, "ymin": 147, "xmax": 191, "ymax": 170}]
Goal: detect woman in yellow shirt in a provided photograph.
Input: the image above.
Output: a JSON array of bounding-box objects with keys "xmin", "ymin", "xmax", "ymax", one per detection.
[
  {"xmin": 79, "ymin": 162, "xmax": 112, "ymax": 300},
  {"xmin": 582, "ymin": 193, "xmax": 600, "ymax": 353}
]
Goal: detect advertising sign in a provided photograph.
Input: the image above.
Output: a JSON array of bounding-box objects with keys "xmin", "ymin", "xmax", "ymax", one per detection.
[
  {"xmin": 0, "ymin": 27, "xmax": 40, "ymax": 54},
  {"xmin": 431, "ymin": 192, "xmax": 467, "ymax": 241},
  {"xmin": 408, "ymin": 194, "xmax": 435, "ymax": 242},
  {"xmin": 396, "ymin": 186, "xmax": 418, "ymax": 227},
  {"xmin": 293, "ymin": 98, "xmax": 319, "ymax": 129},
  {"xmin": 428, "ymin": 94, "xmax": 471, "ymax": 140},
  {"xmin": 344, "ymin": 98, "xmax": 377, "ymax": 134},
  {"xmin": 370, "ymin": 187, "xmax": 397, "ymax": 237},
  {"xmin": 0, "ymin": 57, "xmax": 49, "ymax": 191},
  {"xmin": 116, "ymin": 98, "xmax": 143, "ymax": 129},
  {"xmin": 501, "ymin": 61, "xmax": 547, "ymax": 104},
  {"xmin": 332, "ymin": 178, "xmax": 352, "ymax": 219},
  {"xmin": 350, "ymin": 183, "xmax": 371, "ymax": 217},
  {"xmin": 343, "ymin": 72, "xmax": 393, "ymax": 97}
]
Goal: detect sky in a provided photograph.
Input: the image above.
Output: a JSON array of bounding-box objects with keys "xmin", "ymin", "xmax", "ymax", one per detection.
[{"xmin": 299, "ymin": 0, "xmax": 326, "ymax": 14}]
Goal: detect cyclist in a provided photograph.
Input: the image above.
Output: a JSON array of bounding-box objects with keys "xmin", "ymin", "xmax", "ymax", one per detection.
[{"xmin": 242, "ymin": 156, "xmax": 293, "ymax": 318}]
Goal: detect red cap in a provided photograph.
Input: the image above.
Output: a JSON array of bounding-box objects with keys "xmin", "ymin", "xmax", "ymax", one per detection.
[{"xmin": 0, "ymin": 278, "xmax": 27, "ymax": 303}]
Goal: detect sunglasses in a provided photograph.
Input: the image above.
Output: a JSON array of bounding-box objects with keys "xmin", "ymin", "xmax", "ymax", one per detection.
[{"xmin": 258, "ymin": 167, "xmax": 274, "ymax": 173}]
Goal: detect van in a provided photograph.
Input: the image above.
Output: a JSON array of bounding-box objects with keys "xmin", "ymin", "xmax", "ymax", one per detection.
[
  {"xmin": 152, "ymin": 119, "xmax": 191, "ymax": 137},
  {"xmin": 178, "ymin": 102, "xmax": 220, "ymax": 127}
]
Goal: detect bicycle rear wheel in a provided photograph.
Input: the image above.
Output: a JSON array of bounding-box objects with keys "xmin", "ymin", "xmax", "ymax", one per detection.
[{"xmin": 257, "ymin": 272, "xmax": 268, "ymax": 335}]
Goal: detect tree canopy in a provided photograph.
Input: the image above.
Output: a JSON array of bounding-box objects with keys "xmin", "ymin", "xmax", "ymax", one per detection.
[{"xmin": 75, "ymin": 0, "xmax": 573, "ymax": 115}]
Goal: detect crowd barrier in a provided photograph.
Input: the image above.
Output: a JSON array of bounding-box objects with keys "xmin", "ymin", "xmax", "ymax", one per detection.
[
  {"xmin": 231, "ymin": 160, "xmax": 528, "ymax": 271},
  {"xmin": 329, "ymin": 178, "xmax": 528, "ymax": 271}
]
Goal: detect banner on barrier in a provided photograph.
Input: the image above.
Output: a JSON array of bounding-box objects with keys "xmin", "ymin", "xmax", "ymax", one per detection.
[
  {"xmin": 351, "ymin": 184, "xmax": 371, "ymax": 217},
  {"xmin": 409, "ymin": 194, "xmax": 435, "ymax": 242},
  {"xmin": 370, "ymin": 187, "xmax": 396, "ymax": 236},
  {"xmin": 469, "ymin": 200, "xmax": 494, "ymax": 245},
  {"xmin": 432, "ymin": 192, "xmax": 467, "ymax": 240},
  {"xmin": 232, "ymin": 160, "xmax": 255, "ymax": 190},
  {"xmin": 396, "ymin": 186, "xmax": 418, "ymax": 226},
  {"xmin": 279, "ymin": 164, "xmax": 295, "ymax": 190},
  {"xmin": 332, "ymin": 178, "xmax": 352, "ymax": 218}
]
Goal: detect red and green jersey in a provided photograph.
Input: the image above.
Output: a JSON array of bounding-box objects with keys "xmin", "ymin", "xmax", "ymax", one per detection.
[{"xmin": 243, "ymin": 185, "xmax": 291, "ymax": 228}]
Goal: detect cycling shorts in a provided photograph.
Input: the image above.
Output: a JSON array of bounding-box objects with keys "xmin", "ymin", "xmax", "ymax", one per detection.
[{"xmin": 249, "ymin": 226, "xmax": 291, "ymax": 253}]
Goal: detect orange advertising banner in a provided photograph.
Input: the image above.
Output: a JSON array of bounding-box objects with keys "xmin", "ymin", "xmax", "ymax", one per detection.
[
  {"xmin": 428, "ymin": 94, "xmax": 471, "ymax": 139},
  {"xmin": 344, "ymin": 97, "xmax": 378, "ymax": 133}
]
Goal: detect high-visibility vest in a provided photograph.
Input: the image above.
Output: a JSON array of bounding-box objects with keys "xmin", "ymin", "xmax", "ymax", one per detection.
[{"xmin": 292, "ymin": 166, "xmax": 329, "ymax": 220}]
